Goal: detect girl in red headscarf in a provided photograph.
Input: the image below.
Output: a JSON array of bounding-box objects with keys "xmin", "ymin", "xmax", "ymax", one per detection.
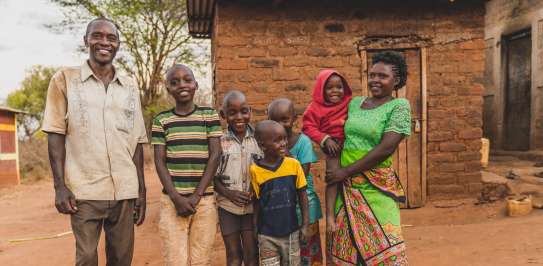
[{"xmin": 302, "ymin": 69, "xmax": 352, "ymax": 234}]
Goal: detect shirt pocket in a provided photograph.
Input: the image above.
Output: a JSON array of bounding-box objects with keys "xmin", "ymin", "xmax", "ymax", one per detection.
[
  {"xmin": 219, "ymin": 152, "xmax": 242, "ymax": 189},
  {"xmin": 115, "ymin": 90, "xmax": 137, "ymax": 134}
]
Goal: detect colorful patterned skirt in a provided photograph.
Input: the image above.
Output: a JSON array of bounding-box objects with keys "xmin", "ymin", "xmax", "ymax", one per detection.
[
  {"xmin": 300, "ymin": 222, "xmax": 323, "ymax": 266},
  {"xmin": 329, "ymin": 169, "xmax": 408, "ymax": 266}
]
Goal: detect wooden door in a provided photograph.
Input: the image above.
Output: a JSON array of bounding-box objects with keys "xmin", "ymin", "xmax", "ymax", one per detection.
[
  {"xmin": 366, "ymin": 49, "xmax": 425, "ymax": 208},
  {"xmin": 504, "ymin": 30, "xmax": 531, "ymax": 151}
]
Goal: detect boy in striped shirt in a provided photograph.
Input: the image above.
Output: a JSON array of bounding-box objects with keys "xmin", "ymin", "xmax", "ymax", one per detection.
[{"xmin": 152, "ymin": 64, "xmax": 222, "ymax": 265}]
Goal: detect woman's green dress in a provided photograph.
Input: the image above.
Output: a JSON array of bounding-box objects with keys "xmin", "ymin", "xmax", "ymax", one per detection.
[{"xmin": 330, "ymin": 96, "xmax": 411, "ymax": 266}]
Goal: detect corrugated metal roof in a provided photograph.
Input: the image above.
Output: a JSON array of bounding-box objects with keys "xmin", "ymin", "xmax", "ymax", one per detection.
[
  {"xmin": 187, "ymin": 0, "xmax": 216, "ymax": 38},
  {"xmin": 0, "ymin": 106, "xmax": 25, "ymax": 114}
]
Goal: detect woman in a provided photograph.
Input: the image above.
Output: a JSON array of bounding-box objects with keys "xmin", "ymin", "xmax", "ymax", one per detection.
[{"xmin": 326, "ymin": 51, "xmax": 411, "ymax": 265}]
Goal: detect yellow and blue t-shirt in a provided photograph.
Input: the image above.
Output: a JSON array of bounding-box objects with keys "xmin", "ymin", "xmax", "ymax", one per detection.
[{"xmin": 250, "ymin": 157, "xmax": 307, "ymax": 237}]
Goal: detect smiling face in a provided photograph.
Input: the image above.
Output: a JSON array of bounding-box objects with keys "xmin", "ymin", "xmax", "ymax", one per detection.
[
  {"xmin": 323, "ymin": 74, "xmax": 345, "ymax": 104},
  {"xmin": 368, "ymin": 62, "xmax": 398, "ymax": 98},
  {"xmin": 260, "ymin": 124, "xmax": 288, "ymax": 158},
  {"xmin": 84, "ymin": 20, "xmax": 120, "ymax": 66},
  {"xmin": 166, "ymin": 66, "xmax": 198, "ymax": 104},
  {"xmin": 221, "ymin": 96, "xmax": 251, "ymax": 136}
]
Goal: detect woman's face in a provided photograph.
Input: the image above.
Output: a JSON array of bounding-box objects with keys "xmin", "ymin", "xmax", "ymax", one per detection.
[{"xmin": 368, "ymin": 62, "xmax": 398, "ymax": 98}]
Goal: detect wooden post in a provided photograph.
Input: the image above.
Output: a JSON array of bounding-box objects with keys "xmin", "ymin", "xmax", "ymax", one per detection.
[{"xmin": 421, "ymin": 47, "xmax": 428, "ymax": 204}]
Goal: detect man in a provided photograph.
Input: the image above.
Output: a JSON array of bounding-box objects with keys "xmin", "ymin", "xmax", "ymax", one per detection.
[{"xmin": 42, "ymin": 17, "xmax": 147, "ymax": 266}]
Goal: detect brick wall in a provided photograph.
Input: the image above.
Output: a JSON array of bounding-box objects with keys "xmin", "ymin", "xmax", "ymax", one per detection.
[{"xmin": 211, "ymin": 0, "xmax": 485, "ymax": 199}]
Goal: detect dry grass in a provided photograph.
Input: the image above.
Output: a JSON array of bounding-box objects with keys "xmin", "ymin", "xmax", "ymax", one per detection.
[{"xmin": 19, "ymin": 138, "xmax": 51, "ymax": 183}]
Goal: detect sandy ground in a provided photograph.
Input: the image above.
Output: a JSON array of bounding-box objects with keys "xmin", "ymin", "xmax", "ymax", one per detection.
[{"xmin": 2, "ymin": 166, "xmax": 543, "ymax": 266}]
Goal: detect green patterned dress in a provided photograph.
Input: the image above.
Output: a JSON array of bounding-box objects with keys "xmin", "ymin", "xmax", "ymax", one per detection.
[{"xmin": 330, "ymin": 96, "xmax": 411, "ymax": 266}]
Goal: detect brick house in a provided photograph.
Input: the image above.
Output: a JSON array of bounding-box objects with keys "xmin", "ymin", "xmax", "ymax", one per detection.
[
  {"xmin": 187, "ymin": 0, "xmax": 486, "ymax": 205},
  {"xmin": 0, "ymin": 106, "xmax": 22, "ymax": 188},
  {"xmin": 483, "ymin": 0, "xmax": 543, "ymax": 151}
]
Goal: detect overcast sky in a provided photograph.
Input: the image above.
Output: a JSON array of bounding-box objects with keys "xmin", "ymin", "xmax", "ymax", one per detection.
[
  {"xmin": 0, "ymin": 0, "xmax": 85, "ymax": 101},
  {"xmin": 0, "ymin": 0, "xmax": 210, "ymax": 103}
]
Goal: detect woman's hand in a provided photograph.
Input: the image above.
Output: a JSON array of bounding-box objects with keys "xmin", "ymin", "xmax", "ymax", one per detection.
[{"xmin": 325, "ymin": 166, "xmax": 350, "ymax": 184}]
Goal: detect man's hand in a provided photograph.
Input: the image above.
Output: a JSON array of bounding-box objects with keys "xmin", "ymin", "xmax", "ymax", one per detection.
[
  {"xmin": 226, "ymin": 190, "xmax": 251, "ymax": 207},
  {"xmin": 134, "ymin": 191, "xmax": 146, "ymax": 226},
  {"xmin": 325, "ymin": 166, "xmax": 350, "ymax": 184},
  {"xmin": 171, "ymin": 194, "xmax": 195, "ymax": 217},
  {"xmin": 55, "ymin": 186, "xmax": 77, "ymax": 214}
]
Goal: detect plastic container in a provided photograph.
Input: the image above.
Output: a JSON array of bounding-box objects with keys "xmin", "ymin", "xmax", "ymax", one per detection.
[
  {"xmin": 481, "ymin": 138, "xmax": 490, "ymax": 168},
  {"xmin": 506, "ymin": 195, "xmax": 532, "ymax": 217}
]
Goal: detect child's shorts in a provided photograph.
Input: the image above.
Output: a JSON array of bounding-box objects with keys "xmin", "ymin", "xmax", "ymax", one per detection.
[{"xmin": 218, "ymin": 207, "xmax": 254, "ymax": 236}]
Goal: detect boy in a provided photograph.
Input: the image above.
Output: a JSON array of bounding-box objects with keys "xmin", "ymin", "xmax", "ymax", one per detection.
[
  {"xmin": 302, "ymin": 70, "xmax": 352, "ymax": 232},
  {"xmin": 251, "ymin": 120, "xmax": 310, "ymax": 266},
  {"xmin": 268, "ymin": 98, "xmax": 323, "ymax": 265},
  {"xmin": 152, "ymin": 64, "xmax": 222, "ymax": 265},
  {"xmin": 215, "ymin": 90, "xmax": 261, "ymax": 266}
]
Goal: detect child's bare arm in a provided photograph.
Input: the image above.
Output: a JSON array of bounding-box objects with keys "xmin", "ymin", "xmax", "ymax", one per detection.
[
  {"xmin": 301, "ymin": 163, "xmax": 311, "ymax": 178},
  {"xmin": 191, "ymin": 137, "xmax": 222, "ymax": 205},
  {"xmin": 154, "ymin": 144, "xmax": 195, "ymax": 216},
  {"xmin": 298, "ymin": 189, "xmax": 310, "ymax": 238},
  {"xmin": 253, "ymin": 199, "xmax": 260, "ymax": 237}
]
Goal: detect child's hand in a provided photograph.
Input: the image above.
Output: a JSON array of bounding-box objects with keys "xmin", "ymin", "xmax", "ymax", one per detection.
[
  {"xmin": 227, "ymin": 190, "xmax": 251, "ymax": 207},
  {"xmin": 187, "ymin": 193, "xmax": 202, "ymax": 208},
  {"xmin": 171, "ymin": 194, "xmax": 195, "ymax": 217},
  {"xmin": 324, "ymin": 138, "xmax": 341, "ymax": 157}
]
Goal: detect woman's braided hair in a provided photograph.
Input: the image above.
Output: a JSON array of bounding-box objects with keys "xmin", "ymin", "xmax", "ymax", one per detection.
[{"xmin": 371, "ymin": 51, "xmax": 408, "ymax": 90}]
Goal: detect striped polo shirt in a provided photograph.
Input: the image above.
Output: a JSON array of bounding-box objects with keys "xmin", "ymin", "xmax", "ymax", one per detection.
[{"xmin": 151, "ymin": 106, "xmax": 223, "ymax": 195}]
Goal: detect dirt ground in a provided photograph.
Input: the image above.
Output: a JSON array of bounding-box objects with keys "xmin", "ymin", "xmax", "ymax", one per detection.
[{"xmin": 2, "ymin": 165, "xmax": 543, "ymax": 266}]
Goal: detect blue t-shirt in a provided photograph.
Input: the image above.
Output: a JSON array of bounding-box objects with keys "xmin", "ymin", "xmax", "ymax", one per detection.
[{"xmin": 290, "ymin": 133, "xmax": 323, "ymax": 224}]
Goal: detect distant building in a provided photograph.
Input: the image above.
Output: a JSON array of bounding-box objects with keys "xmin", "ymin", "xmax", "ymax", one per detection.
[
  {"xmin": 484, "ymin": 0, "xmax": 543, "ymax": 151},
  {"xmin": 0, "ymin": 106, "xmax": 22, "ymax": 187},
  {"xmin": 186, "ymin": 0, "xmax": 487, "ymax": 204}
]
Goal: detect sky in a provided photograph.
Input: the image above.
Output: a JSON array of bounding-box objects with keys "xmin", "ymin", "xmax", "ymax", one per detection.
[
  {"xmin": 0, "ymin": 0, "xmax": 85, "ymax": 101},
  {"xmin": 0, "ymin": 0, "xmax": 210, "ymax": 103}
]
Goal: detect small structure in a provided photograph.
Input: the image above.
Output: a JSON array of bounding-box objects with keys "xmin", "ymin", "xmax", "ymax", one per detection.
[
  {"xmin": 187, "ymin": 0, "xmax": 486, "ymax": 205},
  {"xmin": 0, "ymin": 106, "xmax": 22, "ymax": 187},
  {"xmin": 484, "ymin": 0, "xmax": 543, "ymax": 151}
]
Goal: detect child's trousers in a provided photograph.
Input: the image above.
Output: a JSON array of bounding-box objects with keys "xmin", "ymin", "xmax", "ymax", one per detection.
[
  {"xmin": 158, "ymin": 194, "xmax": 218, "ymax": 266},
  {"xmin": 258, "ymin": 230, "xmax": 301, "ymax": 266}
]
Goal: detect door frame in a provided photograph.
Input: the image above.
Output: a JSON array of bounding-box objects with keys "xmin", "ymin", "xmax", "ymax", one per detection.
[
  {"xmin": 356, "ymin": 36, "xmax": 429, "ymax": 207},
  {"xmin": 501, "ymin": 28, "xmax": 532, "ymax": 150}
]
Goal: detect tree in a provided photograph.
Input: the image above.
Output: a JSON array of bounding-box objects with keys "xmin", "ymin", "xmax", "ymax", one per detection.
[
  {"xmin": 7, "ymin": 66, "xmax": 57, "ymax": 139},
  {"xmin": 50, "ymin": 0, "xmax": 208, "ymax": 108}
]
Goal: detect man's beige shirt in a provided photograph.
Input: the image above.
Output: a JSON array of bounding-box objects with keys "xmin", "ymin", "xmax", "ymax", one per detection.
[{"xmin": 42, "ymin": 61, "xmax": 148, "ymax": 200}]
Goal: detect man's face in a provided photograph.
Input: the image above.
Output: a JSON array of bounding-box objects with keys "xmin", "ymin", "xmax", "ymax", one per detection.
[{"xmin": 85, "ymin": 20, "xmax": 120, "ymax": 65}]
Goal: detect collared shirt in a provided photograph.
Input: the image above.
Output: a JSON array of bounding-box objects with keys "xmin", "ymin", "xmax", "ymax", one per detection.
[
  {"xmin": 151, "ymin": 107, "xmax": 223, "ymax": 195},
  {"xmin": 250, "ymin": 157, "xmax": 307, "ymax": 237},
  {"xmin": 215, "ymin": 126, "xmax": 262, "ymax": 215},
  {"xmin": 42, "ymin": 61, "xmax": 148, "ymax": 200}
]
